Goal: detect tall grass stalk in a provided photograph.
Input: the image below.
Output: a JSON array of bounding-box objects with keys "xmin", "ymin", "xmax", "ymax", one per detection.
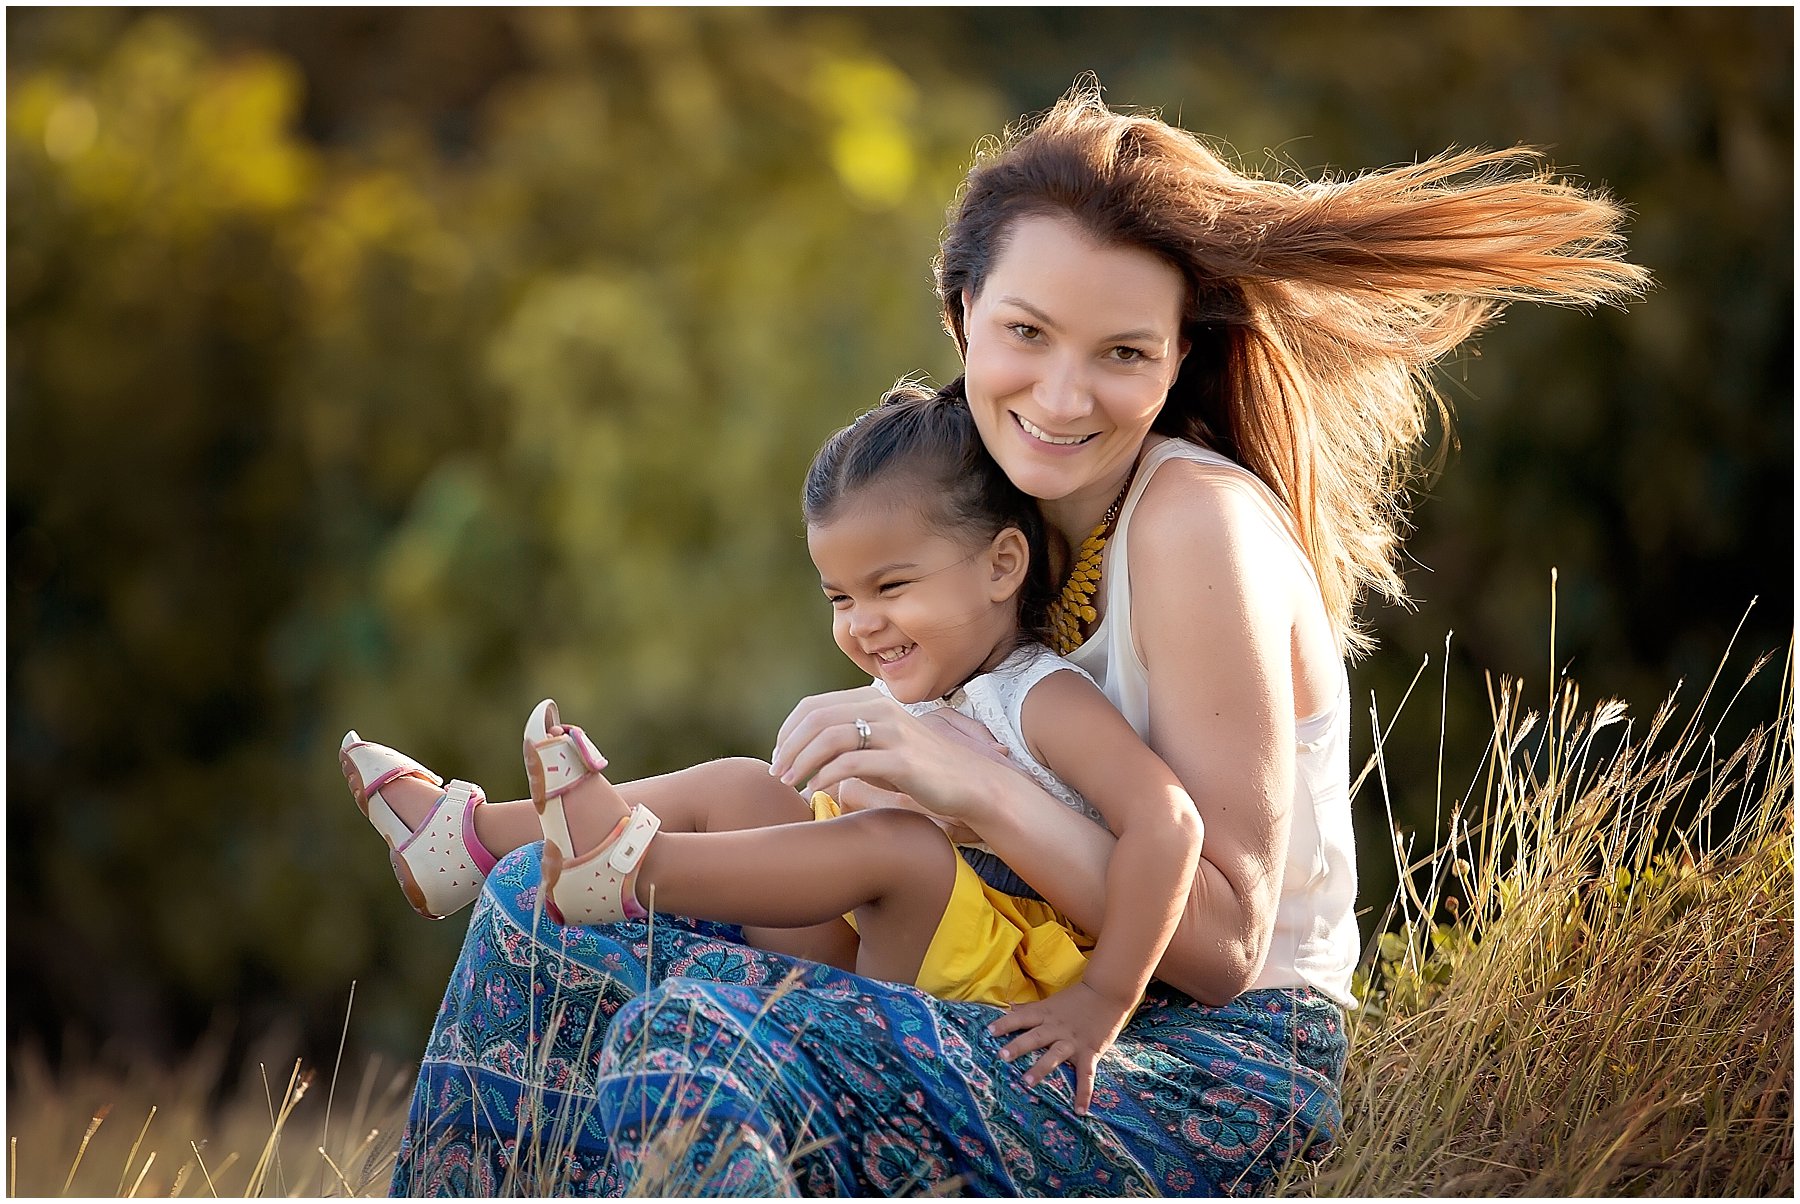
[{"xmin": 1287, "ymin": 633, "xmax": 1794, "ymax": 1196}]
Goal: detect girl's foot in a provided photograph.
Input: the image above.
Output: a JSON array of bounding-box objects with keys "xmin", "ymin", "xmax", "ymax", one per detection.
[
  {"xmin": 341, "ymin": 731, "xmax": 499, "ymax": 919},
  {"xmin": 524, "ymin": 699, "xmax": 661, "ymax": 926}
]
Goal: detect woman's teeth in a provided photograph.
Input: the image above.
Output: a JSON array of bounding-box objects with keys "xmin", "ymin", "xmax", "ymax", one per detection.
[{"xmin": 1017, "ymin": 414, "xmax": 1093, "ymax": 446}]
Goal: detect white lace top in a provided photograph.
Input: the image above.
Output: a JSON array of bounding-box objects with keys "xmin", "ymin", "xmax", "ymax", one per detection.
[{"xmin": 874, "ymin": 643, "xmax": 1109, "ymax": 861}]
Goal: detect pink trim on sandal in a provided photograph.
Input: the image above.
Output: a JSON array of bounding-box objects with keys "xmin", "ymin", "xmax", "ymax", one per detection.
[{"xmin": 461, "ymin": 786, "xmax": 499, "ymax": 877}]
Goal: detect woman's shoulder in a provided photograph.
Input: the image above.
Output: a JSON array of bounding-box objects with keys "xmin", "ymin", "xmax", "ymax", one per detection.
[{"xmin": 1130, "ymin": 441, "xmax": 1304, "ymax": 560}]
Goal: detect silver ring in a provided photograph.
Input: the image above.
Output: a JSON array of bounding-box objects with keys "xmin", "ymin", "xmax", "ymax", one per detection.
[{"xmin": 854, "ymin": 717, "xmax": 872, "ymax": 751}]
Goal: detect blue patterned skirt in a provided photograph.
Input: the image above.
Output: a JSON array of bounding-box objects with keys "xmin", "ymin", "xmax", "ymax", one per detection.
[{"xmin": 390, "ymin": 844, "xmax": 1346, "ymax": 1197}]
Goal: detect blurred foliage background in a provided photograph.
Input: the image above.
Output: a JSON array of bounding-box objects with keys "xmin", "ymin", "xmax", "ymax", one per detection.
[{"xmin": 8, "ymin": 8, "xmax": 1791, "ymax": 1076}]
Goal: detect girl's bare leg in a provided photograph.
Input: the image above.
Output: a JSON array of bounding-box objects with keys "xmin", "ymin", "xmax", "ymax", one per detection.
[
  {"xmin": 347, "ymin": 756, "xmax": 818, "ymax": 850},
  {"xmin": 549, "ymin": 743, "xmax": 956, "ymax": 985},
  {"xmin": 484, "ymin": 757, "xmax": 820, "ymax": 847},
  {"xmin": 344, "ymin": 752, "xmax": 860, "ymax": 968}
]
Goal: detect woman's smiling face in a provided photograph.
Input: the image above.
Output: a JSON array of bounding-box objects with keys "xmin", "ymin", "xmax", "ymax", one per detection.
[{"xmin": 962, "ymin": 214, "xmax": 1189, "ymax": 517}]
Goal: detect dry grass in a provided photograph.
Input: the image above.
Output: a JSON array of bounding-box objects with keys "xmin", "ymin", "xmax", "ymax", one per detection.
[
  {"xmin": 6, "ymin": 1030, "xmax": 412, "ymax": 1196},
  {"xmin": 9, "ymin": 630, "xmax": 1793, "ymax": 1196},
  {"xmin": 1284, "ymin": 629, "xmax": 1794, "ymax": 1196}
]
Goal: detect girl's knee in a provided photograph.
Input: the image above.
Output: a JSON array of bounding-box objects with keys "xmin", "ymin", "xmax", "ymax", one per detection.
[
  {"xmin": 851, "ymin": 808, "xmax": 957, "ymax": 874},
  {"xmin": 710, "ymin": 756, "xmax": 793, "ymax": 798}
]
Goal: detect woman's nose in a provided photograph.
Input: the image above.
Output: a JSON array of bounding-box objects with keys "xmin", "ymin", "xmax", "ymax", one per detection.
[{"xmin": 1035, "ymin": 354, "xmax": 1092, "ymax": 423}]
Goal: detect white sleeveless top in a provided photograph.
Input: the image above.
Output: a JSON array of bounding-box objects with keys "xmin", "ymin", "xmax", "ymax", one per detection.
[{"xmin": 1066, "ymin": 437, "xmax": 1360, "ymax": 1008}]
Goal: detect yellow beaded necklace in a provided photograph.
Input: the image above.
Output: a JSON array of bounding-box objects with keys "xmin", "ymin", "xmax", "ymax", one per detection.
[{"xmin": 1046, "ymin": 467, "xmax": 1138, "ymax": 655}]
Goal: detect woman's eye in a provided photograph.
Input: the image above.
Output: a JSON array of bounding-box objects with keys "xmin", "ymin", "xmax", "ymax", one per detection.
[
  {"xmin": 1008, "ymin": 323, "xmax": 1042, "ymax": 342},
  {"xmin": 1110, "ymin": 345, "xmax": 1147, "ymax": 362}
]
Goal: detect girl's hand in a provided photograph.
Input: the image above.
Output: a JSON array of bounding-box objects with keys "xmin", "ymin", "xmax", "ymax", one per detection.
[
  {"xmin": 771, "ymin": 687, "xmax": 1014, "ymax": 826},
  {"xmin": 987, "ymin": 981, "xmax": 1136, "ymax": 1116},
  {"xmin": 833, "ymin": 777, "xmax": 982, "ymax": 845},
  {"xmin": 917, "ymin": 706, "xmax": 1012, "ymax": 766}
]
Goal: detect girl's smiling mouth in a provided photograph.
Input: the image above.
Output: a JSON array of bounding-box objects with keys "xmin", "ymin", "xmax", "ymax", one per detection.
[{"xmin": 873, "ymin": 643, "xmax": 917, "ymax": 666}]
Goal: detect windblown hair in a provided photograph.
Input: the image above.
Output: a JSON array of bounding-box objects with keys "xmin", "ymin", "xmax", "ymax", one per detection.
[
  {"xmin": 936, "ymin": 81, "xmax": 1651, "ymax": 655},
  {"xmin": 804, "ymin": 380, "xmax": 1057, "ymax": 645}
]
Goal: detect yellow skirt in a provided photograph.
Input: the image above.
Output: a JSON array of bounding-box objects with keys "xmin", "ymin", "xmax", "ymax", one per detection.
[{"xmin": 810, "ymin": 792, "xmax": 1093, "ymax": 1006}]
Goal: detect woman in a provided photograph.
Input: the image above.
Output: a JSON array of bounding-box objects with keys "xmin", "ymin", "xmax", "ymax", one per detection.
[{"xmin": 374, "ymin": 85, "xmax": 1646, "ymax": 1195}]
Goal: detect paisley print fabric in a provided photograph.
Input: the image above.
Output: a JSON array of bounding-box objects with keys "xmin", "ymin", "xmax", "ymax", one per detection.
[{"xmin": 391, "ymin": 844, "xmax": 1347, "ymax": 1197}]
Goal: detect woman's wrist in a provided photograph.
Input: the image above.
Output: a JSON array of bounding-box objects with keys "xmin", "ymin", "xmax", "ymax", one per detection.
[{"xmin": 955, "ymin": 756, "xmax": 1030, "ymax": 842}]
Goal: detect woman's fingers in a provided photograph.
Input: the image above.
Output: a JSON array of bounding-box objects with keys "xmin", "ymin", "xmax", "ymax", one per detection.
[
  {"xmin": 773, "ymin": 719, "xmax": 858, "ymax": 789},
  {"xmin": 778, "ymin": 721, "xmax": 897, "ymax": 795},
  {"xmin": 771, "ymin": 693, "xmax": 886, "ymax": 782},
  {"xmin": 772, "ymin": 687, "xmax": 886, "ymax": 766}
]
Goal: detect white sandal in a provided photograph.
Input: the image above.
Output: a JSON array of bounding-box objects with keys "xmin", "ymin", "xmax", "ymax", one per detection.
[
  {"xmin": 341, "ymin": 731, "xmax": 497, "ymax": 919},
  {"xmin": 524, "ymin": 699, "xmax": 661, "ymax": 926}
]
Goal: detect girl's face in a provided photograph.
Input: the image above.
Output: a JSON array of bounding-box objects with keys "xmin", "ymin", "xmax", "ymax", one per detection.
[
  {"xmin": 962, "ymin": 213, "xmax": 1189, "ymax": 518},
  {"xmin": 807, "ymin": 488, "xmax": 1028, "ymax": 704}
]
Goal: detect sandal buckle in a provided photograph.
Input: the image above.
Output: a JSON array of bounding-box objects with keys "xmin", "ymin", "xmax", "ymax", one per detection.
[{"xmin": 605, "ymin": 807, "xmax": 662, "ymax": 875}]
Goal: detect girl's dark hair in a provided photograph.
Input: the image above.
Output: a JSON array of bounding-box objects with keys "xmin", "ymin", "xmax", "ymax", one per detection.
[{"xmin": 803, "ymin": 379, "xmax": 1055, "ymax": 645}]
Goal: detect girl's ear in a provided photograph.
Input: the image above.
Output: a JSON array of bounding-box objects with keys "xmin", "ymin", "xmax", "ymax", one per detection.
[{"xmin": 986, "ymin": 527, "xmax": 1031, "ymax": 603}]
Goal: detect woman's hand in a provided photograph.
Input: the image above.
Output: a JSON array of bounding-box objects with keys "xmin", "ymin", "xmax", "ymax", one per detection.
[
  {"xmin": 771, "ymin": 686, "xmax": 1018, "ymax": 829},
  {"xmin": 987, "ymin": 981, "xmax": 1136, "ymax": 1116},
  {"xmin": 832, "ymin": 709, "xmax": 1019, "ymax": 843}
]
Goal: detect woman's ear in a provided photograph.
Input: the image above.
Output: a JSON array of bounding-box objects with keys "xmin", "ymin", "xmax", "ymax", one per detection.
[
  {"xmin": 986, "ymin": 527, "xmax": 1031, "ymax": 603},
  {"xmin": 948, "ymin": 287, "xmax": 973, "ymax": 359}
]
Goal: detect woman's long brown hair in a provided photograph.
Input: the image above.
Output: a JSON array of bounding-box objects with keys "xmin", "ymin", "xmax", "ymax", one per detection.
[{"xmin": 937, "ymin": 80, "xmax": 1650, "ymax": 656}]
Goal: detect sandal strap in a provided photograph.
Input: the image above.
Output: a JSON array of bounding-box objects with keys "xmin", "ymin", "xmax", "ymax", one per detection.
[
  {"xmin": 393, "ymin": 780, "xmax": 494, "ymax": 918},
  {"xmin": 457, "ymin": 781, "xmax": 499, "ymax": 876},
  {"xmin": 547, "ymin": 805, "xmax": 662, "ymax": 926},
  {"xmin": 606, "ymin": 804, "xmax": 661, "ymax": 876},
  {"xmin": 393, "ymin": 780, "xmax": 486, "ymax": 855},
  {"xmin": 344, "ymin": 732, "xmax": 447, "ymax": 850},
  {"xmin": 531, "ymin": 724, "xmax": 609, "ymax": 799},
  {"xmin": 344, "ymin": 734, "xmax": 444, "ymax": 799}
]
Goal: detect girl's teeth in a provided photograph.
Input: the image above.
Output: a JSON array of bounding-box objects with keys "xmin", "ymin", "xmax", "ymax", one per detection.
[
  {"xmin": 1018, "ymin": 415, "xmax": 1090, "ymax": 445},
  {"xmin": 878, "ymin": 645, "xmax": 913, "ymax": 662}
]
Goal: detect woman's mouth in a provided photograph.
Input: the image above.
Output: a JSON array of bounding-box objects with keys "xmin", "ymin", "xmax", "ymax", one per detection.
[{"xmin": 1014, "ymin": 412, "xmax": 1097, "ymax": 448}]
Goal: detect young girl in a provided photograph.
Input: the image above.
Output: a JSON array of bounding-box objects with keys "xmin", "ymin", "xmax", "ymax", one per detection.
[{"xmin": 344, "ymin": 382, "xmax": 1202, "ymax": 1109}]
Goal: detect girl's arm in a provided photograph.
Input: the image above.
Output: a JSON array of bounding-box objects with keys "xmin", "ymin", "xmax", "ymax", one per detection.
[{"xmin": 985, "ymin": 669, "xmax": 1202, "ymax": 1112}]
